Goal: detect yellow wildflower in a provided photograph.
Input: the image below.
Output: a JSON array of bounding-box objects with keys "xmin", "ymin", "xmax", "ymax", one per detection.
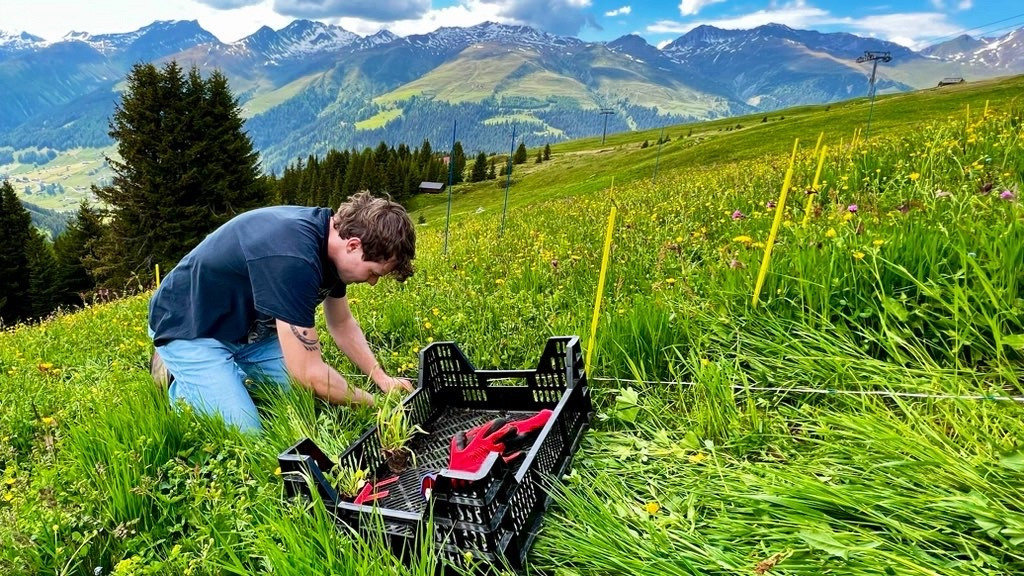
[
  {"xmin": 826, "ymin": 228, "xmax": 837, "ymax": 238},
  {"xmin": 665, "ymin": 278, "xmax": 676, "ymax": 285},
  {"xmin": 733, "ymin": 235, "xmax": 753, "ymax": 244},
  {"xmin": 644, "ymin": 501, "xmax": 661, "ymax": 515},
  {"xmin": 853, "ymin": 251, "xmax": 865, "ymax": 260},
  {"xmin": 909, "ymin": 172, "xmax": 920, "ymax": 181},
  {"xmin": 688, "ymin": 452, "xmax": 707, "ymax": 464},
  {"xmin": 872, "ymin": 239, "xmax": 885, "ymax": 247}
]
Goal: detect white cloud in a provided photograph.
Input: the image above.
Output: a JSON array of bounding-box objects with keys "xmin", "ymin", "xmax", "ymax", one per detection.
[
  {"xmin": 651, "ymin": 1, "xmax": 964, "ymax": 50},
  {"xmin": 329, "ymin": 1, "xmax": 508, "ymax": 36},
  {"xmin": 846, "ymin": 12, "xmax": 962, "ymax": 48},
  {"xmin": 605, "ymin": 5, "xmax": 631, "ymax": 17},
  {"xmin": 929, "ymin": 0, "xmax": 945, "ymax": 9},
  {"xmin": 651, "ymin": 3, "xmax": 830, "ymax": 34},
  {"xmin": 679, "ymin": 0, "xmax": 726, "ymax": 17},
  {"xmin": 956, "ymin": 0, "xmax": 972, "ymax": 10},
  {"xmin": 272, "ymin": 0, "xmax": 430, "ymax": 22}
]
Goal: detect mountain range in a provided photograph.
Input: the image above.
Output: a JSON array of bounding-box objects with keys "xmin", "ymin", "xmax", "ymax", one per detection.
[{"xmin": 1, "ymin": 20, "xmax": 1022, "ymax": 173}]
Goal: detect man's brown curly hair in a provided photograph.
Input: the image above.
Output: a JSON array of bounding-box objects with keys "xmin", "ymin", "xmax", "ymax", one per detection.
[{"xmin": 332, "ymin": 191, "xmax": 415, "ymax": 281}]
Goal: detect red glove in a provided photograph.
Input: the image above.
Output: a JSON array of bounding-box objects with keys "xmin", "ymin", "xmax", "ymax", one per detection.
[
  {"xmin": 492, "ymin": 409, "xmax": 553, "ymax": 464},
  {"xmin": 447, "ymin": 418, "xmax": 511, "ymax": 474},
  {"xmin": 447, "ymin": 409, "xmax": 554, "ymax": 473}
]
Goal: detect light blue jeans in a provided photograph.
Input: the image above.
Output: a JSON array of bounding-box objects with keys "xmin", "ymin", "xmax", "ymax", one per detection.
[{"xmin": 153, "ymin": 334, "xmax": 291, "ymax": 433}]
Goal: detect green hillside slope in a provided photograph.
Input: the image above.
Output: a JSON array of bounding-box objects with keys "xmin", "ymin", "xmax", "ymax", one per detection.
[{"xmin": 3, "ymin": 72, "xmax": 1024, "ymax": 575}]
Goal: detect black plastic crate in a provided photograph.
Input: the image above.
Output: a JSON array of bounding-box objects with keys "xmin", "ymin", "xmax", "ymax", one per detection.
[{"xmin": 278, "ymin": 335, "xmax": 593, "ymax": 569}]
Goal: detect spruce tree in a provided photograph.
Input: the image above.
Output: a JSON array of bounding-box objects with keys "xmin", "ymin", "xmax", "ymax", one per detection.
[
  {"xmin": 470, "ymin": 152, "xmax": 488, "ymax": 182},
  {"xmin": 514, "ymin": 142, "xmax": 528, "ymax": 164},
  {"xmin": 451, "ymin": 141, "xmax": 467, "ymax": 184},
  {"xmin": 53, "ymin": 201, "xmax": 105, "ymax": 306},
  {"xmin": 0, "ymin": 181, "xmax": 32, "ymax": 324},
  {"xmin": 25, "ymin": 229, "xmax": 60, "ymax": 319},
  {"xmin": 93, "ymin": 62, "xmax": 264, "ymax": 287},
  {"xmin": 487, "ymin": 158, "xmax": 497, "ymax": 180},
  {"xmin": 543, "ymin": 143, "xmax": 551, "ymax": 161}
]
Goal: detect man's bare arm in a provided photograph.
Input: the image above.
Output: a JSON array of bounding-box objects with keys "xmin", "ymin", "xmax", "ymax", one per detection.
[
  {"xmin": 275, "ymin": 319, "xmax": 375, "ymax": 405},
  {"xmin": 324, "ymin": 296, "xmax": 412, "ymax": 393}
]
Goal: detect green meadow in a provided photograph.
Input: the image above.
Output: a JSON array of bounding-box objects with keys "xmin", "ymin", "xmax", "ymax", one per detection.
[{"xmin": 2, "ymin": 74, "xmax": 1024, "ymax": 575}]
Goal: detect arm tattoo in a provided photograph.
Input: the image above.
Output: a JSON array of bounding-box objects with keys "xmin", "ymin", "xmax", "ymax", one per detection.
[{"xmin": 290, "ymin": 326, "xmax": 320, "ymax": 352}]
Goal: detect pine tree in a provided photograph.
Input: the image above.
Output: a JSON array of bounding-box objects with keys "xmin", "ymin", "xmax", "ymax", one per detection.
[
  {"xmin": 535, "ymin": 150, "xmax": 543, "ymax": 164},
  {"xmin": 0, "ymin": 181, "xmax": 32, "ymax": 324},
  {"xmin": 487, "ymin": 158, "xmax": 497, "ymax": 180},
  {"xmin": 514, "ymin": 142, "xmax": 528, "ymax": 165},
  {"xmin": 543, "ymin": 143, "xmax": 551, "ymax": 161},
  {"xmin": 92, "ymin": 62, "xmax": 264, "ymax": 287},
  {"xmin": 470, "ymin": 152, "xmax": 488, "ymax": 182}
]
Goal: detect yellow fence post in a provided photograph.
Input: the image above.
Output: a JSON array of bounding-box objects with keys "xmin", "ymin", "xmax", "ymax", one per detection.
[
  {"xmin": 585, "ymin": 195, "xmax": 617, "ymax": 376},
  {"xmin": 801, "ymin": 145, "xmax": 828, "ymax": 228},
  {"xmin": 752, "ymin": 139, "xmax": 798, "ymax": 307},
  {"xmin": 155, "ymin": 264, "xmax": 161, "ymax": 289}
]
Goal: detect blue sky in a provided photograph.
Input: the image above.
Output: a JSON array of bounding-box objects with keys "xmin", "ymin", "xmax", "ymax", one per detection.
[{"xmin": 1, "ymin": 0, "xmax": 1020, "ymax": 50}]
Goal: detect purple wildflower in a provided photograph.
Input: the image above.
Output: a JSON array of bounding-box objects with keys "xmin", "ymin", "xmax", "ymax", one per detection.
[
  {"xmin": 1000, "ymin": 190, "xmax": 1016, "ymax": 201},
  {"xmin": 766, "ymin": 200, "xmax": 777, "ymax": 209},
  {"xmin": 732, "ymin": 210, "xmax": 745, "ymax": 220},
  {"xmin": 847, "ymin": 204, "xmax": 858, "ymax": 213}
]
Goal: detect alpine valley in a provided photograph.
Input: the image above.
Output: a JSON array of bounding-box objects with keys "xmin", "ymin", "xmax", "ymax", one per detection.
[{"xmin": 1, "ymin": 19, "xmax": 1023, "ymax": 185}]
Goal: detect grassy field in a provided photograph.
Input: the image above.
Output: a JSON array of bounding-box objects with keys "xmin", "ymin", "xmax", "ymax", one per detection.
[{"xmin": 2, "ymin": 74, "xmax": 1024, "ymax": 575}]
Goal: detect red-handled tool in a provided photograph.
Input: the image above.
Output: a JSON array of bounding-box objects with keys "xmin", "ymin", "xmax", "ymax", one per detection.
[{"xmin": 353, "ymin": 474, "xmax": 399, "ymax": 505}]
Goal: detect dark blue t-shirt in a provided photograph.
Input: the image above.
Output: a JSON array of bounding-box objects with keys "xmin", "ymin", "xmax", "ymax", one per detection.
[{"xmin": 149, "ymin": 206, "xmax": 346, "ymax": 346}]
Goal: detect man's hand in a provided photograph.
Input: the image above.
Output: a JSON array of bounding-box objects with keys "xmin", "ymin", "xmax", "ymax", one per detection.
[{"xmin": 373, "ymin": 370, "xmax": 413, "ymax": 394}]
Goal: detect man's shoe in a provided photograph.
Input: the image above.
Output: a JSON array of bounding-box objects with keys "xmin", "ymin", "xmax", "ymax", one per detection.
[{"xmin": 151, "ymin": 350, "xmax": 174, "ymax": 387}]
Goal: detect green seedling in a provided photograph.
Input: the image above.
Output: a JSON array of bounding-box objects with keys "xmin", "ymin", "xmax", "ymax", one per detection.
[
  {"xmin": 327, "ymin": 464, "xmax": 368, "ymax": 500},
  {"xmin": 376, "ymin": 392, "xmax": 427, "ymax": 473}
]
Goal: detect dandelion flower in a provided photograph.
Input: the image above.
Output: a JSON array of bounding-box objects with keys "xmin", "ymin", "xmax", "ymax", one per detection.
[
  {"xmin": 644, "ymin": 501, "xmax": 661, "ymax": 515},
  {"xmin": 909, "ymin": 172, "xmax": 920, "ymax": 181}
]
